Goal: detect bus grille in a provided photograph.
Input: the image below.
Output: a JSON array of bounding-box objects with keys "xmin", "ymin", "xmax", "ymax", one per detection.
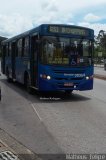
[
  {"xmin": 55, "ymin": 77, "xmax": 83, "ymax": 81},
  {"xmin": 53, "ymin": 69, "xmax": 85, "ymax": 74}
]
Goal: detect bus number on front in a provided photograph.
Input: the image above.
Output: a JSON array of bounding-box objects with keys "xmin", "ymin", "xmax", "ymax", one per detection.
[{"xmin": 49, "ymin": 26, "xmax": 59, "ymax": 33}]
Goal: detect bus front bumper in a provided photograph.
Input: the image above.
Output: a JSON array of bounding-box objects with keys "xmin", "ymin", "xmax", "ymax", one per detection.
[{"xmin": 39, "ymin": 78, "xmax": 93, "ymax": 91}]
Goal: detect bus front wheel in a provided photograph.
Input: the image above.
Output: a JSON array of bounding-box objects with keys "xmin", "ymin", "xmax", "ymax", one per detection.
[
  {"xmin": 25, "ymin": 75, "xmax": 33, "ymax": 94},
  {"xmin": 6, "ymin": 69, "xmax": 12, "ymax": 83}
]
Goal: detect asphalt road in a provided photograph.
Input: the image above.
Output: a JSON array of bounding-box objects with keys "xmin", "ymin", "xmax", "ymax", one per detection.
[{"xmin": 0, "ymin": 73, "xmax": 106, "ymax": 154}]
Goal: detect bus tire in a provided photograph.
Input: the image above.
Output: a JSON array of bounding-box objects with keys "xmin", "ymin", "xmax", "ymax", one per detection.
[
  {"xmin": 65, "ymin": 90, "xmax": 73, "ymax": 95},
  {"xmin": 6, "ymin": 69, "xmax": 12, "ymax": 83},
  {"xmin": 25, "ymin": 74, "xmax": 33, "ymax": 94}
]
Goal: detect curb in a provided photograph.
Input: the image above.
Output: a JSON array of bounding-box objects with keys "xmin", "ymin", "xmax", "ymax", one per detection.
[
  {"xmin": 94, "ymin": 74, "xmax": 106, "ymax": 80},
  {"xmin": 0, "ymin": 128, "xmax": 41, "ymax": 160}
]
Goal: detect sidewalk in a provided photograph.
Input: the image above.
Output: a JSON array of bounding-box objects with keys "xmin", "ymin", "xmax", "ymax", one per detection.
[
  {"xmin": 94, "ymin": 65, "xmax": 106, "ymax": 80},
  {"xmin": 0, "ymin": 128, "xmax": 41, "ymax": 160}
]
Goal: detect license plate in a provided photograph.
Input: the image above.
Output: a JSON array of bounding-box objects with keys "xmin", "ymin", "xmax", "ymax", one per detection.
[{"xmin": 64, "ymin": 83, "xmax": 73, "ymax": 86}]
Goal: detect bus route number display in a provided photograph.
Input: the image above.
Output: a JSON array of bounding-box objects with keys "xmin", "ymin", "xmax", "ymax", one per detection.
[{"xmin": 49, "ymin": 26, "xmax": 88, "ymax": 36}]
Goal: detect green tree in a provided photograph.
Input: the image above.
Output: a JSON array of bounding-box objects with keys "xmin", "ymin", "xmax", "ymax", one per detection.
[
  {"xmin": 97, "ymin": 30, "xmax": 106, "ymax": 58},
  {"xmin": 94, "ymin": 35, "xmax": 101, "ymax": 58}
]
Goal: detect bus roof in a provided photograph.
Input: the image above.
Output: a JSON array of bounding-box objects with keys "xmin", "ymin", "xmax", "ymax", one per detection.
[{"xmin": 2, "ymin": 24, "xmax": 94, "ymax": 44}]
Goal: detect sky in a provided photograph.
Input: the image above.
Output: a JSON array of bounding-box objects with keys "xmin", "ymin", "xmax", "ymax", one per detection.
[{"xmin": 0, "ymin": 0, "xmax": 106, "ymax": 38}]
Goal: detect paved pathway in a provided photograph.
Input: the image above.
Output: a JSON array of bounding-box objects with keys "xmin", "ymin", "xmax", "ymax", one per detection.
[{"xmin": 94, "ymin": 66, "xmax": 106, "ymax": 80}]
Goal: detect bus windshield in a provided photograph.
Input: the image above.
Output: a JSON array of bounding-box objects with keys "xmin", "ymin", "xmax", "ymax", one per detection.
[{"xmin": 40, "ymin": 36, "xmax": 93, "ymax": 66}]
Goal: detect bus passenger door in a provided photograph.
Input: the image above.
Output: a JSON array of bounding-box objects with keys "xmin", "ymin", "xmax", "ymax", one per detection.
[
  {"xmin": 31, "ymin": 36, "xmax": 38, "ymax": 88},
  {"xmin": 11, "ymin": 42, "xmax": 16, "ymax": 79}
]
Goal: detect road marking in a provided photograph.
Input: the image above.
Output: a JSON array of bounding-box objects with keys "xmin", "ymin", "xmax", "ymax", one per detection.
[
  {"xmin": 0, "ymin": 151, "xmax": 19, "ymax": 160},
  {"xmin": 31, "ymin": 104, "xmax": 42, "ymax": 122}
]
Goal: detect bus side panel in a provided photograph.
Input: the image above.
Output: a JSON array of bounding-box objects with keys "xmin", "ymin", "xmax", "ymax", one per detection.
[
  {"xmin": 1, "ymin": 46, "xmax": 6, "ymax": 74},
  {"xmin": 15, "ymin": 57, "xmax": 30, "ymax": 84},
  {"xmin": 78, "ymin": 79, "xmax": 93, "ymax": 91},
  {"xmin": 5, "ymin": 57, "xmax": 12, "ymax": 77}
]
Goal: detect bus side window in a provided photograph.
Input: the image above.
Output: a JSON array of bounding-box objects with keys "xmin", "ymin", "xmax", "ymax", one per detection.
[
  {"xmin": 32, "ymin": 36, "xmax": 38, "ymax": 62},
  {"xmin": 2, "ymin": 44, "xmax": 8, "ymax": 57},
  {"xmin": 17, "ymin": 39, "xmax": 22, "ymax": 57},
  {"xmin": 24, "ymin": 37, "xmax": 29, "ymax": 57},
  {"xmin": 5, "ymin": 44, "xmax": 8, "ymax": 57},
  {"xmin": 8, "ymin": 43, "xmax": 11, "ymax": 57},
  {"xmin": 34, "ymin": 39, "xmax": 38, "ymax": 62},
  {"xmin": 22, "ymin": 38, "xmax": 25, "ymax": 57},
  {"xmin": 16, "ymin": 41, "xmax": 18, "ymax": 57}
]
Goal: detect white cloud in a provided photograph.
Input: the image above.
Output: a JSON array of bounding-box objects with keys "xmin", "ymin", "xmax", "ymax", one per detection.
[
  {"xmin": 0, "ymin": 14, "xmax": 33, "ymax": 37},
  {"xmin": 84, "ymin": 13, "xmax": 101, "ymax": 22},
  {"xmin": 33, "ymin": 12, "xmax": 73, "ymax": 27},
  {"xmin": 0, "ymin": 0, "xmax": 106, "ymax": 16},
  {"xmin": 0, "ymin": 0, "xmax": 74, "ymax": 37},
  {"xmin": 78, "ymin": 22, "xmax": 106, "ymax": 35},
  {"xmin": 0, "ymin": 0, "xmax": 106, "ymax": 37},
  {"xmin": 54, "ymin": 0, "xmax": 106, "ymax": 14},
  {"xmin": 32, "ymin": 0, "xmax": 74, "ymax": 27},
  {"xmin": 41, "ymin": 0, "xmax": 58, "ymax": 12}
]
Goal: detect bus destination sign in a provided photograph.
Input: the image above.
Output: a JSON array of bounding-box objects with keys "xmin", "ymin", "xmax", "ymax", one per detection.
[{"xmin": 49, "ymin": 25, "xmax": 88, "ymax": 36}]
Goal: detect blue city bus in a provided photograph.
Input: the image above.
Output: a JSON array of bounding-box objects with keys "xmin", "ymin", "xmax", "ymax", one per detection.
[{"xmin": 1, "ymin": 24, "xmax": 94, "ymax": 94}]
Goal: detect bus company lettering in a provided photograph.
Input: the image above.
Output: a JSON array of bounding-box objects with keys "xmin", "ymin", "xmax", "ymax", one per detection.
[
  {"xmin": 61, "ymin": 27, "xmax": 86, "ymax": 35},
  {"xmin": 49, "ymin": 26, "xmax": 87, "ymax": 36},
  {"xmin": 64, "ymin": 73, "xmax": 85, "ymax": 77}
]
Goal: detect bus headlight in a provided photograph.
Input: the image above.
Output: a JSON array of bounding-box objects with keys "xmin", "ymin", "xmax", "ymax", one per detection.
[
  {"xmin": 47, "ymin": 76, "xmax": 51, "ymax": 80},
  {"xmin": 86, "ymin": 76, "xmax": 89, "ymax": 80},
  {"xmin": 86, "ymin": 75, "xmax": 93, "ymax": 80},
  {"xmin": 40, "ymin": 74, "xmax": 51, "ymax": 80}
]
